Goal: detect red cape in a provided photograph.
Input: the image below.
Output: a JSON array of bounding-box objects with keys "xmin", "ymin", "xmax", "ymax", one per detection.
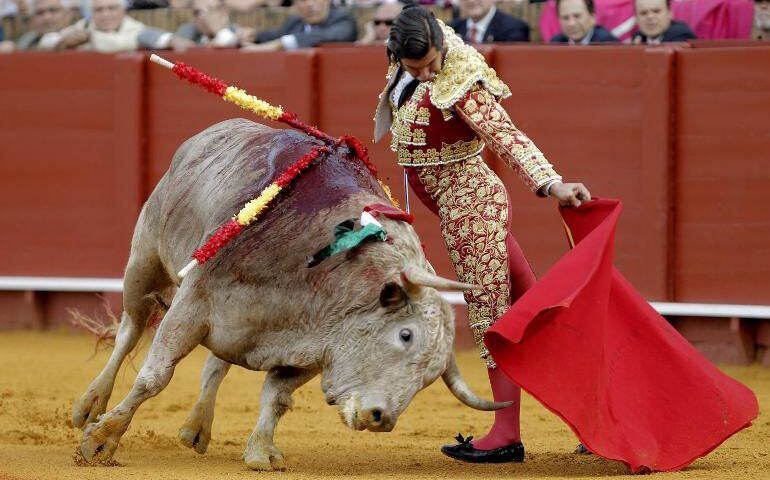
[{"xmin": 485, "ymin": 198, "xmax": 758, "ymax": 472}]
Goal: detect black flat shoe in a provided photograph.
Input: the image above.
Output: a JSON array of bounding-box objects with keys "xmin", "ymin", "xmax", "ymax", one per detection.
[
  {"xmin": 575, "ymin": 443, "xmax": 592, "ymax": 455},
  {"xmin": 440, "ymin": 434, "xmax": 525, "ymax": 464}
]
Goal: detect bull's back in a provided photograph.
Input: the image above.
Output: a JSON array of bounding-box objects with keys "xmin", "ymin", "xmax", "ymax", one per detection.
[{"xmin": 149, "ymin": 118, "xmax": 387, "ymax": 276}]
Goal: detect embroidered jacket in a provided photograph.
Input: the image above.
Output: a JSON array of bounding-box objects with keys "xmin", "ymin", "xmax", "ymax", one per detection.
[{"xmin": 373, "ymin": 21, "xmax": 562, "ymax": 192}]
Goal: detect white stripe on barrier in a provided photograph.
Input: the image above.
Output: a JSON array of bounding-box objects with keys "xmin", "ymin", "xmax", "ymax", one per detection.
[
  {"xmin": 0, "ymin": 277, "xmax": 123, "ymax": 292},
  {"xmin": 0, "ymin": 277, "xmax": 769, "ymax": 318}
]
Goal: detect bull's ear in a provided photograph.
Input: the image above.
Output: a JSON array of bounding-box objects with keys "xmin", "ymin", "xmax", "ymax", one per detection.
[{"xmin": 379, "ymin": 282, "xmax": 408, "ymax": 309}]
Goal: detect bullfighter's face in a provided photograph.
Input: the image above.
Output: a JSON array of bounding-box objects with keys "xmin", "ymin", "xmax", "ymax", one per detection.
[{"xmin": 400, "ymin": 46, "xmax": 444, "ymax": 83}]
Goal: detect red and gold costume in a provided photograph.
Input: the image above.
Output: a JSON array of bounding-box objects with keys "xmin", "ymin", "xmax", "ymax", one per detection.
[{"xmin": 374, "ymin": 21, "xmax": 562, "ymax": 367}]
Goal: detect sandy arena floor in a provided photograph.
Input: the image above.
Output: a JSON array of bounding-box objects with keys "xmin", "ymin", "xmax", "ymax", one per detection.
[{"xmin": 0, "ymin": 331, "xmax": 767, "ymax": 480}]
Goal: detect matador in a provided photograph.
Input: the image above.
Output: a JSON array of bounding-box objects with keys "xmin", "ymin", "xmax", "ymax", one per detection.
[{"xmin": 373, "ymin": 6, "xmax": 591, "ymax": 464}]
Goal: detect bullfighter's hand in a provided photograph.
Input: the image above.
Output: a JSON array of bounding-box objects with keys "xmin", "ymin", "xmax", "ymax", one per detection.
[{"xmin": 549, "ymin": 182, "xmax": 591, "ymax": 207}]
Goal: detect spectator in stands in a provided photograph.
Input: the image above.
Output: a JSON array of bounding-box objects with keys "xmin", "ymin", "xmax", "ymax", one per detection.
[
  {"xmin": 0, "ymin": 0, "xmax": 19, "ymax": 17},
  {"xmin": 755, "ymin": 0, "xmax": 770, "ymax": 40},
  {"xmin": 550, "ymin": 0, "xmax": 618, "ymax": 44},
  {"xmin": 449, "ymin": 0, "xmax": 529, "ymax": 43},
  {"xmin": 357, "ymin": 0, "xmax": 403, "ymax": 45},
  {"xmin": 138, "ymin": 0, "xmax": 242, "ymax": 50},
  {"xmin": 0, "ymin": 24, "xmax": 11, "ymax": 52},
  {"xmin": 129, "ymin": 0, "xmax": 169, "ymax": 8},
  {"xmin": 224, "ymin": 0, "xmax": 284, "ymax": 11},
  {"xmin": 241, "ymin": 0, "xmax": 357, "ymax": 51},
  {"xmin": 632, "ymin": 0, "xmax": 696, "ymax": 44},
  {"xmin": 16, "ymin": 0, "xmax": 75, "ymax": 50},
  {"xmin": 41, "ymin": 0, "xmax": 148, "ymax": 51}
]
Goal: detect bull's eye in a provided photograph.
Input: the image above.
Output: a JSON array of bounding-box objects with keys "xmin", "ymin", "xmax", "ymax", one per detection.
[{"xmin": 399, "ymin": 328, "xmax": 413, "ymax": 344}]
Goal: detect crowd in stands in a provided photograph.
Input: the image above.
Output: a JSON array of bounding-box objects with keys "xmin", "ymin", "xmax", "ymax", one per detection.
[{"xmin": 0, "ymin": 0, "xmax": 768, "ymax": 53}]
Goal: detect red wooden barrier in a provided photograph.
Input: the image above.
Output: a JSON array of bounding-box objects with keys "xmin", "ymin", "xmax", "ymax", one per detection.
[
  {"xmin": 674, "ymin": 47, "xmax": 770, "ymax": 304},
  {"xmin": 0, "ymin": 52, "xmax": 144, "ymax": 278},
  {"xmin": 492, "ymin": 46, "xmax": 674, "ymax": 300}
]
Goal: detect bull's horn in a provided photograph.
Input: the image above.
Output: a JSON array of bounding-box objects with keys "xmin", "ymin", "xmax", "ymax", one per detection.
[
  {"xmin": 441, "ymin": 354, "xmax": 512, "ymax": 411},
  {"xmin": 402, "ymin": 266, "xmax": 479, "ymax": 293}
]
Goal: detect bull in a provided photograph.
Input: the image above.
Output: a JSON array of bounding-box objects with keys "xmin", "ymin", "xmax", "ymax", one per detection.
[{"xmin": 72, "ymin": 119, "xmax": 507, "ymax": 470}]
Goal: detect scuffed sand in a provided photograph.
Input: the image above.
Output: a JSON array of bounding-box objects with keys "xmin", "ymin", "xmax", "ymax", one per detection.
[{"xmin": 0, "ymin": 331, "xmax": 767, "ymax": 479}]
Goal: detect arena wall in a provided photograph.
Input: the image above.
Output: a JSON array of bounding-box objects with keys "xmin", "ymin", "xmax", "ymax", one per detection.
[
  {"xmin": 0, "ymin": 45, "xmax": 768, "ymax": 362},
  {"xmin": 674, "ymin": 47, "xmax": 770, "ymax": 304}
]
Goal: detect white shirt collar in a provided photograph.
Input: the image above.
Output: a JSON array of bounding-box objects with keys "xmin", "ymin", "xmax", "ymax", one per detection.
[
  {"xmin": 390, "ymin": 71, "xmax": 415, "ymax": 108},
  {"xmin": 465, "ymin": 5, "xmax": 497, "ymax": 42}
]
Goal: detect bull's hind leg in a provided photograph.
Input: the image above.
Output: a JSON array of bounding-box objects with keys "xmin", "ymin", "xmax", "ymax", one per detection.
[
  {"xmin": 78, "ymin": 296, "xmax": 207, "ymax": 464},
  {"xmin": 179, "ymin": 353, "xmax": 231, "ymax": 454},
  {"xmin": 72, "ymin": 237, "xmax": 172, "ymax": 428},
  {"xmin": 244, "ymin": 367, "xmax": 315, "ymax": 471}
]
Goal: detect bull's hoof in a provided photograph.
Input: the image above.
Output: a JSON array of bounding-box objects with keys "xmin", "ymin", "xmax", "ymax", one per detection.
[
  {"xmin": 243, "ymin": 449, "xmax": 285, "ymax": 471},
  {"xmin": 72, "ymin": 383, "xmax": 111, "ymax": 429},
  {"xmin": 179, "ymin": 408, "xmax": 213, "ymax": 455},
  {"xmin": 79, "ymin": 421, "xmax": 121, "ymax": 464},
  {"xmin": 243, "ymin": 435, "xmax": 286, "ymax": 471}
]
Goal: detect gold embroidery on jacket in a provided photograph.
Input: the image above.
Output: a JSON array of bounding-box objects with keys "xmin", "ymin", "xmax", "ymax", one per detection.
[
  {"xmin": 415, "ymin": 156, "xmax": 511, "ymax": 367},
  {"xmin": 429, "ymin": 21, "xmax": 511, "ymax": 109},
  {"xmin": 456, "ymin": 86, "xmax": 562, "ymax": 191}
]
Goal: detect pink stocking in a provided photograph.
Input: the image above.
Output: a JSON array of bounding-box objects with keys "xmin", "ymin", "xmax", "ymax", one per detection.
[{"xmin": 471, "ymin": 366, "xmax": 522, "ymax": 450}]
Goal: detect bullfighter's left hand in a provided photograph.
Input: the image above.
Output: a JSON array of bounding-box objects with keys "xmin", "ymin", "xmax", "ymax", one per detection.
[{"xmin": 548, "ymin": 182, "xmax": 592, "ymax": 207}]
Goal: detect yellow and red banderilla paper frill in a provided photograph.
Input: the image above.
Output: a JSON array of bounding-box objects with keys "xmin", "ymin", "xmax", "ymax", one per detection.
[
  {"xmin": 149, "ymin": 55, "xmax": 398, "ymax": 278},
  {"xmin": 486, "ymin": 198, "xmax": 759, "ymax": 473}
]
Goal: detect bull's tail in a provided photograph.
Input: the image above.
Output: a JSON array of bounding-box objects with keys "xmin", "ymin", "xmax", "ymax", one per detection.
[
  {"xmin": 68, "ymin": 298, "xmax": 121, "ymax": 353},
  {"xmin": 68, "ymin": 291, "xmax": 172, "ymax": 355}
]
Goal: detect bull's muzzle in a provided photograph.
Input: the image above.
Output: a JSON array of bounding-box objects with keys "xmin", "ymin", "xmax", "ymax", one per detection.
[{"xmin": 340, "ymin": 394, "xmax": 395, "ymax": 432}]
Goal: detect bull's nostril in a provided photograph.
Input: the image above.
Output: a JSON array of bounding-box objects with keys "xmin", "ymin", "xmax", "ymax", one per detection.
[{"xmin": 371, "ymin": 409, "xmax": 382, "ymax": 423}]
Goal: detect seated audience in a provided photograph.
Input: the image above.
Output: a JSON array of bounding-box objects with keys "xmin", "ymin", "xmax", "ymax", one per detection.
[
  {"xmin": 127, "ymin": 0, "xmax": 169, "ymax": 8},
  {"xmin": 449, "ymin": 0, "xmax": 530, "ymax": 43},
  {"xmin": 138, "ymin": 0, "xmax": 240, "ymax": 50},
  {"xmin": 0, "ymin": 24, "xmax": 11, "ymax": 52},
  {"xmin": 16, "ymin": 0, "xmax": 75, "ymax": 50},
  {"xmin": 241, "ymin": 0, "xmax": 357, "ymax": 51},
  {"xmin": 223, "ymin": 0, "xmax": 284, "ymax": 11},
  {"xmin": 41, "ymin": 0, "xmax": 148, "ymax": 51},
  {"xmin": 755, "ymin": 0, "xmax": 769, "ymax": 40},
  {"xmin": 550, "ymin": 0, "xmax": 619, "ymax": 44},
  {"xmin": 357, "ymin": 0, "xmax": 402, "ymax": 45},
  {"xmin": 0, "ymin": 0, "xmax": 19, "ymax": 17},
  {"xmin": 632, "ymin": 0, "xmax": 696, "ymax": 44}
]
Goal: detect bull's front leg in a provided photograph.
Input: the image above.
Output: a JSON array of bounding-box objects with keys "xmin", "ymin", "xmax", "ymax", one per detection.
[
  {"xmin": 179, "ymin": 353, "xmax": 231, "ymax": 454},
  {"xmin": 243, "ymin": 367, "xmax": 315, "ymax": 471},
  {"xmin": 78, "ymin": 299, "xmax": 207, "ymax": 464}
]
